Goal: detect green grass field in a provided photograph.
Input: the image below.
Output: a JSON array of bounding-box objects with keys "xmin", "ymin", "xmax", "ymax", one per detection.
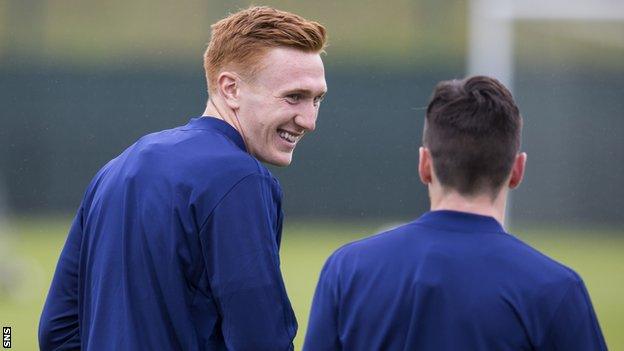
[{"xmin": 1, "ymin": 217, "xmax": 622, "ymax": 350}]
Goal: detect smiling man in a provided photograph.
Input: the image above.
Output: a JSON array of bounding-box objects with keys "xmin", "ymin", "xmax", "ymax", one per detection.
[
  {"xmin": 203, "ymin": 46, "xmax": 326, "ymax": 166},
  {"xmin": 39, "ymin": 6, "xmax": 327, "ymax": 350}
]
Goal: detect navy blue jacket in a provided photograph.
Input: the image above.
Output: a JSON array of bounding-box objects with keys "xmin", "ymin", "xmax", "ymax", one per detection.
[
  {"xmin": 304, "ymin": 210, "xmax": 607, "ymax": 351},
  {"xmin": 39, "ymin": 117, "xmax": 296, "ymax": 350}
]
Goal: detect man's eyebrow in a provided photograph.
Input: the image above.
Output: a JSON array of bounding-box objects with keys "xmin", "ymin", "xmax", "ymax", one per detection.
[{"xmin": 283, "ymin": 88, "xmax": 327, "ymax": 96}]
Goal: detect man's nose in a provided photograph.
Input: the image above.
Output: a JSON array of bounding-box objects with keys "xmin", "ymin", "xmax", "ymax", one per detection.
[{"xmin": 296, "ymin": 104, "xmax": 317, "ymax": 131}]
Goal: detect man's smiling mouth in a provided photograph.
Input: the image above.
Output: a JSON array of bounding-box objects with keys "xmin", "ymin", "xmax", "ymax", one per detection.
[{"xmin": 278, "ymin": 129, "xmax": 302, "ymax": 143}]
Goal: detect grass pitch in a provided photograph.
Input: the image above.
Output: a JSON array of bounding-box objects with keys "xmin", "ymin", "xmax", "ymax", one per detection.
[{"xmin": 0, "ymin": 217, "xmax": 622, "ymax": 350}]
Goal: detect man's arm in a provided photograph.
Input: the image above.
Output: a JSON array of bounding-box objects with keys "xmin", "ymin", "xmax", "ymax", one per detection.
[
  {"xmin": 200, "ymin": 173, "xmax": 297, "ymax": 351},
  {"xmin": 303, "ymin": 254, "xmax": 341, "ymax": 351},
  {"xmin": 538, "ymin": 273, "xmax": 608, "ymax": 350},
  {"xmin": 39, "ymin": 207, "xmax": 83, "ymax": 350}
]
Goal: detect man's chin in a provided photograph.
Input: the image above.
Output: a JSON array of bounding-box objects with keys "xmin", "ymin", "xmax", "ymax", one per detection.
[
  {"xmin": 259, "ymin": 152, "xmax": 293, "ymax": 167},
  {"xmin": 269, "ymin": 157, "xmax": 293, "ymax": 167}
]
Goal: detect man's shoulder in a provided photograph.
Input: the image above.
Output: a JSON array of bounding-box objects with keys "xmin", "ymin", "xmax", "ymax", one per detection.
[
  {"xmin": 324, "ymin": 222, "xmax": 417, "ymax": 270},
  {"xmin": 135, "ymin": 123, "xmax": 248, "ymax": 159},
  {"xmin": 494, "ymin": 233, "xmax": 582, "ymax": 289},
  {"xmin": 87, "ymin": 121, "xmax": 280, "ymax": 204},
  {"xmin": 500, "ymin": 237, "xmax": 589, "ymax": 326},
  {"xmin": 125, "ymin": 123, "xmax": 274, "ymax": 183}
]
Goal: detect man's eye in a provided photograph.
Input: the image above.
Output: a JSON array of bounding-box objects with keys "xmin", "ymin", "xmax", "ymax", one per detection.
[{"xmin": 286, "ymin": 94, "xmax": 302, "ymax": 103}]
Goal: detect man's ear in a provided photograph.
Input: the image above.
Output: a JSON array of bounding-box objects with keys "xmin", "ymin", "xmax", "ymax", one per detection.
[
  {"xmin": 419, "ymin": 147, "xmax": 433, "ymax": 185},
  {"xmin": 216, "ymin": 71, "xmax": 240, "ymax": 109},
  {"xmin": 509, "ymin": 152, "xmax": 527, "ymax": 189}
]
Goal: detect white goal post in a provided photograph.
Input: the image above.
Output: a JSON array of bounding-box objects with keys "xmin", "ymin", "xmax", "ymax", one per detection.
[{"xmin": 468, "ymin": 0, "xmax": 624, "ymax": 88}]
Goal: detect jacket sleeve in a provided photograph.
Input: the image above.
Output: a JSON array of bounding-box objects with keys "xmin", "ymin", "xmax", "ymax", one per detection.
[
  {"xmin": 199, "ymin": 173, "xmax": 297, "ymax": 351},
  {"xmin": 303, "ymin": 253, "xmax": 342, "ymax": 351},
  {"xmin": 538, "ymin": 273, "xmax": 608, "ymax": 351},
  {"xmin": 39, "ymin": 207, "xmax": 83, "ymax": 350}
]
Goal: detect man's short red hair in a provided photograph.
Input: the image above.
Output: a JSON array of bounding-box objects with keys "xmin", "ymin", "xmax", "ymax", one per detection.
[{"xmin": 203, "ymin": 6, "xmax": 327, "ymax": 94}]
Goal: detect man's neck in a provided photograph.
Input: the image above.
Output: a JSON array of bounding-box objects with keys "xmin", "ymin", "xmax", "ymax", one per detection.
[
  {"xmin": 202, "ymin": 99, "xmax": 241, "ymax": 134},
  {"xmin": 430, "ymin": 190, "xmax": 508, "ymax": 226}
]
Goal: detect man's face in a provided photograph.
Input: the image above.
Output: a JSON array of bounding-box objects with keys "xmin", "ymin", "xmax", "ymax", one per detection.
[{"xmin": 236, "ymin": 47, "xmax": 327, "ymax": 166}]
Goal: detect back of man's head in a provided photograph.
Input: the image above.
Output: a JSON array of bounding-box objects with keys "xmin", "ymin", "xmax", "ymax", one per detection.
[
  {"xmin": 423, "ymin": 76, "xmax": 522, "ymax": 198},
  {"xmin": 203, "ymin": 6, "xmax": 327, "ymax": 94}
]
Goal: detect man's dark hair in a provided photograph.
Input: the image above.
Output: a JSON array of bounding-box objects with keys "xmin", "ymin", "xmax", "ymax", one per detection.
[{"xmin": 423, "ymin": 75, "xmax": 522, "ymax": 197}]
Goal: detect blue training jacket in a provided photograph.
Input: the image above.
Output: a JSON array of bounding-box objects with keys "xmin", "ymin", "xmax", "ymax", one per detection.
[
  {"xmin": 304, "ymin": 210, "xmax": 607, "ymax": 351},
  {"xmin": 39, "ymin": 117, "xmax": 297, "ymax": 350}
]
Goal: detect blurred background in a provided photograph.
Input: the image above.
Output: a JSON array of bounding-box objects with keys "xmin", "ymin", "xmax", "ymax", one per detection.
[{"xmin": 1, "ymin": 0, "xmax": 623, "ymax": 349}]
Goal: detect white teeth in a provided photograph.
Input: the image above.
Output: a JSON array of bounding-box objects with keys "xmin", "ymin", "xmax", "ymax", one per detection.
[{"xmin": 279, "ymin": 130, "xmax": 299, "ymax": 143}]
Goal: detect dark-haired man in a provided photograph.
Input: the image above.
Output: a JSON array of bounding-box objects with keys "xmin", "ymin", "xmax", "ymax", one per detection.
[{"xmin": 304, "ymin": 76, "xmax": 606, "ymax": 350}]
